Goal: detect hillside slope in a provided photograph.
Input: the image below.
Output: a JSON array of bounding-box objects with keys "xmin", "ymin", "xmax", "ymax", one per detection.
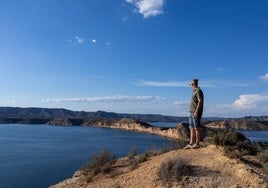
[
  {"xmin": 51, "ymin": 145, "xmax": 267, "ymax": 188},
  {"xmin": 0, "ymin": 107, "xmax": 185, "ymax": 122}
]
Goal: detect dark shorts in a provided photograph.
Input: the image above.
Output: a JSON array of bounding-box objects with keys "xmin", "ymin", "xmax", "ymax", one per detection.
[{"xmin": 189, "ymin": 113, "xmax": 201, "ymax": 129}]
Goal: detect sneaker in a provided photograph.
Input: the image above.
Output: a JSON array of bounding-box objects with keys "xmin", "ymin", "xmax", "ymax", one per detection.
[
  {"xmin": 183, "ymin": 144, "xmax": 193, "ymax": 149},
  {"xmin": 192, "ymin": 143, "xmax": 200, "ymax": 149}
]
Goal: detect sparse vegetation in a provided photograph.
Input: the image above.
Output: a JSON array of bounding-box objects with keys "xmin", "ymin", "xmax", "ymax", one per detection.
[
  {"xmin": 128, "ymin": 148, "xmax": 161, "ymax": 170},
  {"xmin": 157, "ymin": 156, "xmax": 190, "ymax": 186},
  {"xmin": 81, "ymin": 147, "xmax": 164, "ymax": 182},
  {"xmin": 79, "ymin": 128, "xmax": 267, "ymax": 186}
]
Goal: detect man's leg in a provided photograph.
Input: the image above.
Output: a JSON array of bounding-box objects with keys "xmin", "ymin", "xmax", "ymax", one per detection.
[
  {"xmin": 184, "ymin": 114, "xmax": 195, "ymax": 149},
  {"xmin": 190, "ymin": 128, "xmax": 195, "ymax": 144},
  {"xmin": 192, "ymin": 116, "xmax": 201, "ymax": 149},
  {"xmin": 195, "ymin": 129, "xmax": 200, "ymax": 145}
]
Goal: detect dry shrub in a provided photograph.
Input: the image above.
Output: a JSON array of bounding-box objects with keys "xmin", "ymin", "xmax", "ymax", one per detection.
[
  {"xmin": 127, "ymin": 147, "xmax": 137, "ymax": 159},
  {"xmin": 257, "ymin": 149, "xmax": 268, "ymax": 163},
  {"xmin": 129, "ymin": 150, "xmax": 155, "ymax": 170},
  {"xmin": 82, "ymin": 150, "xmax": 116, "ymax": 182},
  {"xmin": 157, "ymin": 156, "xmax": 190, "ymax": 186}
]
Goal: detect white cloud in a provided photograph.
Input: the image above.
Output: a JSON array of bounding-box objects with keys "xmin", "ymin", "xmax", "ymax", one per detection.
[
  {"xmin": 259, "ymin": 73, "xmax": 268, "ymax": 81},
  {"xmin": 75, "ymin": 36, "xmax": 85, "ymax": 44},
  {"xmin": 206, "ymin": 93, "xmax": 268, "ymax": 117},
  {"xmin": 232, "ymin": 93, "xmax": 268, "ymax": 109},
  {"xmin": 44, "ymin": 95, "xmax": 166, "ymax": 103},
  {"xmin": 91, "ymin": 39, "xmax": 97, "ymax": 43},
  {"xmin": 126, "ymin": 0, "xmax": 165, "ymax": 18}
]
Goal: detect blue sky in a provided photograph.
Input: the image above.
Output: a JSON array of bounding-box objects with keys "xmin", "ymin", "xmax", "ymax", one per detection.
[{"xmin": 0, "ymin": 0, "xmax": 267, "ymax": 117}]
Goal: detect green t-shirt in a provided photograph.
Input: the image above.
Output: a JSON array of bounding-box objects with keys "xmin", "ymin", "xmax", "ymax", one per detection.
[{"xmin": 189, "ymin": 87, "xmax": 204, "ymax": 114}]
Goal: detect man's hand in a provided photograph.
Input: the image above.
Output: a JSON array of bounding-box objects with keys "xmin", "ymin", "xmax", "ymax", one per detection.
[{"xmin": 194, "ymin": 111, "xmax": 199, "ymax": 118}]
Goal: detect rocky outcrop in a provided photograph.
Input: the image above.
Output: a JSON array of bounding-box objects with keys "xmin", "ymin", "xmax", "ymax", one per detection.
[
  {"xmin": 46, "ymin": 117, "xmax": 189, "ymax": 139},
  {"xmin": 83, "ymin": 118, "xmax": 189, "ymax": 140},
  {"xmin": 204, "ymin": 120, "xmax": 268, "ymax": 130}
]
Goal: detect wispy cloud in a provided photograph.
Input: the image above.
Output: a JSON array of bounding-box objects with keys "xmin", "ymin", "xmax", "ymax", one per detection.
[
  {"xmin": 259, "ymin": 73, "xmax": 268, "ymax": 81},
  {"xmin": 75, "ymin": 36, "xmax": 85, "ymax": 44},
  {"xmin": 44, "ymin": 95, "xmax": 166, "ymax": 103},
  {"xmin": 126, "ymin": 0, "xmax": 165, "ymax": 18},
  {"xmin": 122, "ymin": 15, "xmax": 129, "ymax": 21},
  {"xmin": 136, "ymin": 80, "xmax": 250, "ymax": 88},
  {"xmin": 217, "ymin": 68, "xmax": 224, "ymax": 71},
  {"xmin": 68, "ymin": 37, "xmax": 112, "ymax": 46},
  {"xmin": 136, "ymin": 80, "xmax": 189, "ymax": 87}
]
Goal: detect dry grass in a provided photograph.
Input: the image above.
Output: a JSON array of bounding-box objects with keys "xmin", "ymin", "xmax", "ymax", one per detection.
[{"xmin": 157, "ymin": 156, "xmax": 190, "ymax": 186}]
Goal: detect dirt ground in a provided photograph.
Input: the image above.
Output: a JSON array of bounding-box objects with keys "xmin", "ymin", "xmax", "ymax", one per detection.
[{"xmin": 51, "ymin": 144, "xmax": 268, "ymax": 188}]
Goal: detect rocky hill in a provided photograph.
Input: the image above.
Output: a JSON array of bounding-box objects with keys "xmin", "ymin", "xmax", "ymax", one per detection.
[
  {"xmin": 48, "ymin": 118, "xmax": 190, "ymax": 140},
  {"xmin": 204, "ymin": 120, "xmax": 268, "ymax": 130},
  {"xmin": 0, "ymin": 107, "xmax": 186, "ymax": 122},
  {"xmin": 51, "ymin": 145, "xmax": 268, "ymax": 188}
]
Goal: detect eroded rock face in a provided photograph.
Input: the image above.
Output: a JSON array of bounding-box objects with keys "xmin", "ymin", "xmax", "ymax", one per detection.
[
  {"xmin": 83, "ymin": 118, "xmax": 189, "ymax": 140},
  {"xmin": 47, "ymin": 117, "xmax": 268, "ymax": 141},
  {"xmin": 47, "ymin": 117, "xmax": 190, "ymax": 139}
]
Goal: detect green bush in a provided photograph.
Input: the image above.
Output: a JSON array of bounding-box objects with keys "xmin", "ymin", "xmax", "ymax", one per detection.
[
  {"xmin": 157, "ymin": 156, "xmax": 190, "ymax": 186},
  {"xmin": 208, "ymin": 129, "xmax": 257, "ymax": 158}
]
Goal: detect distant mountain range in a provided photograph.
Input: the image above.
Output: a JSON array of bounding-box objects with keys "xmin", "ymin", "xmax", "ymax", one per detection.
[
  {"xmin": 0, "ymin": 107, "xmax": 187, "ymax": 122},
  {"xmin": 0, "ymin": 106, "xmax": 267, "ymax": 123}
]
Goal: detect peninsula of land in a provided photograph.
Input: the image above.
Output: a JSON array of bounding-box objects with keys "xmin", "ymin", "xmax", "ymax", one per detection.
[{"xmin": 0, "ymin": 107, "xmax": 267, "ymax": 132}]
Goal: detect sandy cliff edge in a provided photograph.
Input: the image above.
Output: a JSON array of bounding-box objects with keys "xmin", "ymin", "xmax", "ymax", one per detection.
[{"xmin": 51, "ymin": 144, "xmax": 267, "ymax": 188}]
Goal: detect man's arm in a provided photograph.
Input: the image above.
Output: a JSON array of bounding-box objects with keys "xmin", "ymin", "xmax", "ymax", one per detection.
[{"xmin": 194, "ymin": 97, "xmax": 203, "ymax": 118}]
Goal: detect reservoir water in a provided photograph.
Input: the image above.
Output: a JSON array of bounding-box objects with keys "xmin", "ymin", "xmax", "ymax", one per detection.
[{"xmin": 0, "ymin": 124, "xmax": 171, "ymax": 188}]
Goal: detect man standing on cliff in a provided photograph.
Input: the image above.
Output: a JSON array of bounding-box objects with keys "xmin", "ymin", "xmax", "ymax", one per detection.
[{"xmin": 184, "ymin": 79, "xmax": 204, "ymax": 149}]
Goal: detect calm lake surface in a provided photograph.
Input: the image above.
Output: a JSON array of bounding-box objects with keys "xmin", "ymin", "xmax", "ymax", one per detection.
[{"xmin": 0, "ymin": 124, "xmax": 172, "ymax": 188}]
